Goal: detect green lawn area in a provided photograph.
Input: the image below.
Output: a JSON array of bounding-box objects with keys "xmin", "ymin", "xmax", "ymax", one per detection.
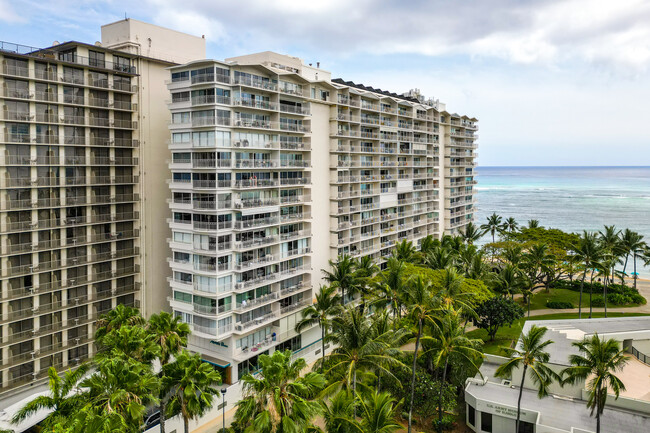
[
  {"xmin": 467, "ymin": 312, "xmax": 650, "ymax": 356},
  {"xmin": 516, "ymin": 288, "xmax": 645, "ymax": 311}
]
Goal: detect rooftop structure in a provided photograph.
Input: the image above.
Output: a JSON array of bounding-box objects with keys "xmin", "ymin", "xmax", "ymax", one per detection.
[{"xmin": 466, "ymin": 317, "xmax": 650, "ymax": 433}]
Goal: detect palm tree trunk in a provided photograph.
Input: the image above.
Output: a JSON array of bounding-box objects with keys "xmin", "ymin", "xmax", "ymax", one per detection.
[
  {"xmin": 603, "ymin": 278, "xmax": 607, "ymax": 318},
  {"xmin": 589, "ymin": 270, "xmax": 593, "ymax": 319},
  {"xmin": 596, "ymin": 393, "xmax": 601, "ymax": 433},
  {"xmin": 408, "ymin": 319, "xmax": 423, "ymax": 433},
  {"xmin": 437, "ymin": 358, "xmax": 449, "ymax": 433},
  {"xmin": 622, "ymin": 254, "xmax": 629, "ymax": 277},
  {"xmin": 184, "ymin": 416, "xmax": 189, "ymax": 433},
  {"xmin": 579, "ymin": 271, "xmax": 587, "ymax": 319},
  {"xmin": 633, "ymin": 253, "xmax": 638, "ymax": 290},
  {"xmin": 320, "ymin": 322, "xmax": 326, "ymax": 374},
  {"xmin": 516, "ymin": 364, "xmax": 528, "ymax": 433},
  {"xmin": 160, "ymin": 398, "xmax": 167, "ymax": 433}
]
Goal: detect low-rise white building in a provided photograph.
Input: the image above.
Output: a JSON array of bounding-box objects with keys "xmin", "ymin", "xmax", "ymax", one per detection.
[{"xmin": 466, "ymin": 317, "xmax": 650, "ymax": 433}]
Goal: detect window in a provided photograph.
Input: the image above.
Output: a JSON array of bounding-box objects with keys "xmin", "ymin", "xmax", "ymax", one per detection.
[
  {"xmin": 173, "ymin": 291, "xmax": 192, "ymax": 303},
  {"xmin": 481, "ymin": 412, "xmax": 492, "ymax": 433},
  {"xmin": 172, "ymin": 71, "xmax": 189, "ymax": 82},
  {"xmin": 173, "ymin": 231, "xmax": 192, "ymax": 243},
  {"xmin": 173, "ymin": 132, "xmax": 191, "ymax": 144},
  {"xmin": 467, "ymin": 404, "xmax": 475, "ymax": 427},
  {"xmin": 88, "ymin": 50, "xmax": 105, "ymax": 68},
  {"xmin": 114, "ymin": 55, "xmax": 131, "ymax": 73},
  {"xmin": 518, "ymin": 421, "xmax": 534, "ymax": 433},
  {"xmin": 58, "ymin": 49, "xmax": 77, "ymax": 63},
  {"xmin": 172, "ymin": 112, "xmax": 190, "ymax": 124}
]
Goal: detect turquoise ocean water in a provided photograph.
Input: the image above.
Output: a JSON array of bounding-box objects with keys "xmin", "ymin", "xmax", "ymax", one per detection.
[{"xmin": 475, "ymin": 166, "xmax": 650, "ymax": 276}]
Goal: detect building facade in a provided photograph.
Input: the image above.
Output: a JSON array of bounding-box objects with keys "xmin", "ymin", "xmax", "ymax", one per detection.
[
  {"xmin": 0, "ymin": 19, "xmax": 205, "ymax": 400},
  {"xmin": 166, "ymin": 52, "xmax": 478, "ymax": 383}
]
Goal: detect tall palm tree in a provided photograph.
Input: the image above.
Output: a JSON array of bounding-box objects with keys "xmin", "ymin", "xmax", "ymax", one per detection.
[
  {"xmin": 496, "ymin": 325, "xmax": 559, "ymax": 433},
  {"xmin": 522, "ymin": 243, "xmax": 555, "ymax": 289},
  {"xmin": 598, "ymin": 225, "xmax": 621, "ymax": 285},
  {"xmin": 575, "ymin": 231, "xmax": 601, "ymax": 319},
  {"xmin": 163, "ymin": 351, "xmax": 222, "ymax": 433},
  {"xmin": 492, "ymin": 264, "xmax": 526, "ymax": 299},
  {"xmin": 392, "ymin": 239, "xmax": 418, "ymax": 263},
  {"xmin": 95, "ymin": 304, "xmax": 145, "ymax": 341},
  {"xmin": 527, "ymin": 219, "xmax": 540, "ymax": 229},
  {"xmin": 481, "ymin": 213, "xmax": 503, "ymax": 243},
  {"xmin": 324, "ymin": 255, "xmax": 359, "ymax": 305},
  {"xmin": 419, "ymin": 235, "xmax": 439, "ymax": 256},
  {"xmin": 460, "ymin": 221, "xmax": 484, "ymax": 245},
  {"xmin": 95, "ymin": 324, "xmax": 160, "ymax": 364},
  {"xmin": 502, "ymin": 217, "xmax": 518, "ymax": 233},
  {"xmin": 428, "ymin": 308, "xmax": 483, "ymax": 433},
  {"xmin": 12, "ymin": 365, "xmax": 89, "ymax": 427},
  {"xmin": 320, "ymin": 390, "xmax": 357, "ymax": 433},
  {"xmin": 234, "ymin": 350, "xmax": 324, "ymax": 433},
  {"xmin": 619, "ymin": 229, "xmax": 646, "ymax": 287},
  {"xmin": 435, "ymin": 267, "xmax": 476, "ymax": 316},
  {"xmin": 147, "ymin": 312, "xmax": 191, "ymax": 433},
  {"xmin": 595, "ymin": 254, "xmax": 616, "ymax": 318},
  {"xmin": 562, "ymin": 334, "xmax": 629, "ymax": 433},
  {"xmin": 402, "ymin": 276, "xmax": 438, "ymax": 433},
  {"xmin": 424, "ymin": 246, "xmax": 457, "ymax": 270},
  {"xmin": 325, "ymin": 308, "xmax": 403, "ymax": 397},
  {"xmin": 372, "ymin": 258, "xmax": 408, "ymax": 321},
  {"xmin": 355, "ymin": 255, "xmax": 380, "ymax": 308},
  {"xmin": 82, "ymin": 356, "xmax": 160, "ymax": 432},
  {"xmin": 466, "ymin": 251, "xmax": 493, "ymax": 281},
  {"xmin": 296, "ymin": 285, "xmax": 342, "ymax": 372}
]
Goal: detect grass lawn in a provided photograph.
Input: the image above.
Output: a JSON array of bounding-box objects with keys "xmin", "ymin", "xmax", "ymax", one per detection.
[
  {"xmin": 467, "ymin": 312, "xmax": 650, "ymax": 356},
  {"xmin": 516, "ymin": 288, "xmax": 645, "ymax": 311}
]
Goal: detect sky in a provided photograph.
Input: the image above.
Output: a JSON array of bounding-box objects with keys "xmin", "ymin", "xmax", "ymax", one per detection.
[{"xmin": 1, "ymin": 0, "xmax": 650, "ymax": 166}]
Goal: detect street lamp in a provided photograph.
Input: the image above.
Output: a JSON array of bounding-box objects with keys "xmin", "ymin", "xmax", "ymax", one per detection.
[{"xmin": 221, "ymin": 387, "xmax": 227, "ymax": 433}]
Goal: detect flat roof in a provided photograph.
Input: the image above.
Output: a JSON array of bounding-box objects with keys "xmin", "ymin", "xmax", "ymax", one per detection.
[
  {"xmin": 466, "ymin": 380, "xmax": 650, "ymax": 432},
  {"xmin": 521, "ymin": 317, "xmax": 650, "ymax": 365}
]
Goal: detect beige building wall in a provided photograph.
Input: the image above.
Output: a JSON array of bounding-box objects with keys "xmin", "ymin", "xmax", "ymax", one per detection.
[{"xmin": 101, "ymin": 20, "xmax": 206, "ymax": 317}]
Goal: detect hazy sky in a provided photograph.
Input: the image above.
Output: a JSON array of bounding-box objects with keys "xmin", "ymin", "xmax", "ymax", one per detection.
[{"xmin": 2, "ymin": 0, "xmax": 650, "ymax": 166}]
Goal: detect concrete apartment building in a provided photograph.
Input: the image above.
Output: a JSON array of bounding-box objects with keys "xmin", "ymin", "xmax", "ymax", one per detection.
[
  {"xmin": 467, "ymin": 317, "xmax": 650, "ymax": 433},
  {"xmin": 165, "ymin": 51, "xmax": 478, "ymax": 384},
  {"xmin": 0, "ymin": 19, "xmax": 204, "ymax": 401}
]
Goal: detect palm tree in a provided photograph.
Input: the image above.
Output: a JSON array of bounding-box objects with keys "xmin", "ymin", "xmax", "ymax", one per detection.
[
  {"xmin": 502, "ymin": 217, "xmax": 518, "ymax": 233},
  {"xmin": 562, "ymin": 334, "xmax": 629, "ymax": 433},
  {"xmin": 496, "ymin": 325, "xmax": 559, "ymax": 433},
  {"xmin": 402, "ymin": 275, "xmax": 438, "ymax": 433},
  {"xmin": 163, "ymin": 351, "xmax": 222, "ymax": 433},
  {"xmin": 428, "ymin": 308, "xmax": 483, "ymax": 433},
  {"xmin": 481, "ymin": 213, "xmax": 503, "ymax": 243},
  {"xmin": 372, "ymin": 258, "xmax": 408, "ymax": 321},
  {"xmin": 527, "ymin": 219, "xmax": 540, "ymax": 229},
  {"xmin": 295, "ymin": 285, "xmax": 342, "ymax": 372},
  {"xmin": 357, "ymin": 391, "xmax": 402, "ymax": 433},
  {"xmin": 522, "ymin": 243, "xmax": 555, "ymax": 289},
  {"xmin": 82, "ymin": 356, "xmax": 160, "ymax": 432},
  {"xmin": 95, "ymin": 304, "xmax": 145, "ymax": 341},
  {"xmin": 598, "ymin": 225, "xmax": 621, "ymax": 285},
  {"xmin": 392, "ymin": 239, "xmax": 418, "ymax": 263},
  {"xmin": 147, "ymin": 312, "xmax": 191, "ymax": 433},
  {"xmin": 96, "ymin": 324, "xmax": 160, "ymax": 364},
  {"xmin": 324, "ymin": 255, "xmax": 359, "ymax": 305},
  {"xmin": 425, "ymin": 246, "xmax": 457, "ymax": 270},
  {"xmin": 492, "ymin": 264, "xmax": 526, "ymax": 299},
  {"xmin": 575, "ymin": 231, "xmax": 601, "ymax": 319},
  {"xmin": 320, "ymin": 390, "xmax": 357, "ymax": 433},
  {"xmin": 325, "ymin": 307, "xmax": 403, "ymax": 397},
  {"xmin": 465, "ymin": 251, "xmax": 493, "ymax": 281},
  {"xmin": 355, "ymin": 255, "xmax": 380, "ymax": 309},
  {"xmin": 435, "ymin": 267, "xmax": 476, "ymax": 316},
  {"xmin": 234, "ymin": 350, "xmax": 324, "ymax": 433},
  {"xmin": 12, "ymin": 365, "xmax": 89, "ymax": 426},
  {"xmin": 595, "ymin": 254, "xmax": 616, "ymax": 318},
  {"xmin": 460, "ymin": 221, "xmax": 484, "ymax": 245},
  {"xmin": 419, "ymin": 235, "xmax": 439, "ymax": 256}
]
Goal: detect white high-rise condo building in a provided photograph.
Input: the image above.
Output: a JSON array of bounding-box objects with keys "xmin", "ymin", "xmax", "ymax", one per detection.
[{"xmin": 166, "ymin": 52, "xmax": 478, "ymax": 383}]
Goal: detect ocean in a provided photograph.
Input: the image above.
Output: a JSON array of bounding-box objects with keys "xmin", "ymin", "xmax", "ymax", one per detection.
[{"xmin": 475, "ymin": 166, "xmax": 650, "ymax": 276}]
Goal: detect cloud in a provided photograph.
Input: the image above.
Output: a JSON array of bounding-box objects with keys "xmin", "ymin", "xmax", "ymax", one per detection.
[
  {"xmin": 0, "ymin": 0, "xmax": 25, "ymax": 23},
  {"xmin": 142, "ymin": 0, "xmax": 650, "ymax": 73}
]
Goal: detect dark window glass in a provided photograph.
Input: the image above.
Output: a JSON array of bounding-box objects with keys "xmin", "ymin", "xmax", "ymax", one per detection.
[
  {"xmin": 519, "ymin": 421, "xmax": 534, "ymax": 433},
  {"xmin": 481, "ymin": 412, "xmax": 492, "ymax": 433},
  {"xmin": 468, "ymin": 404, "xmax": 475, "ymax": 426}
]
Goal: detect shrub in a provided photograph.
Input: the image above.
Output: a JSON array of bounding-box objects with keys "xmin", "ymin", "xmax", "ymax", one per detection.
[
  {"xmin": 546, "ymin": 301, "xmax": 573, "ymax": 309},
  {"xmin": 591, "ymin": 296, "xmax": 605, "ymax": 307},
  {"xmin": 630, "ymin": 293, "xmax": 646, "ymax": 304},
  {"xmin": 432, "ymin": 415, "xmax": 456, "ymax": 431},
  {"xmin": 608, "ymin": 293, "xmax": 630, "ymax": 305}
]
